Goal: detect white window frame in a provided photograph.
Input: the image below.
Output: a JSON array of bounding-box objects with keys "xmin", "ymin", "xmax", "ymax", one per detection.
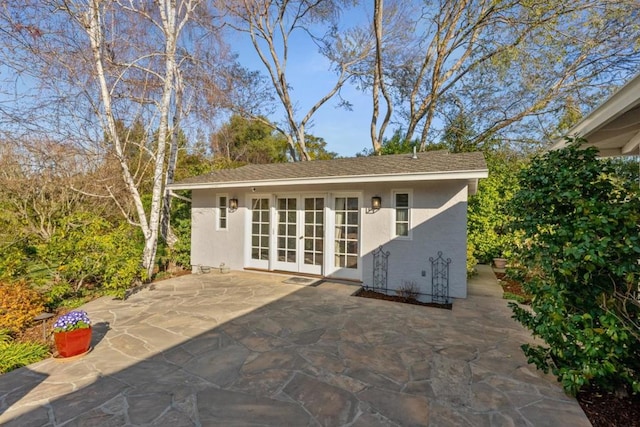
[
  {"xmin": 392, "ymin": 189, "xmax": 412, "ymax": 240},
  {"xmin": 217, "ymin": 194, "xmax": 228, "ymax": 231}
]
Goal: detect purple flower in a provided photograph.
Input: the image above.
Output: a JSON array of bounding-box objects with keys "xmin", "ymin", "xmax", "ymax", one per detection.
[{"xmin": 53, "ymin": 310, "xmax": 91, "ymax": 333}]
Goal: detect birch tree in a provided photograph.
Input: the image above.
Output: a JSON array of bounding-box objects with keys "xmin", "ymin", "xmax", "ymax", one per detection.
[{"xmin": 0, "ymin": 0, "xmax": 225, "ymax": 277}]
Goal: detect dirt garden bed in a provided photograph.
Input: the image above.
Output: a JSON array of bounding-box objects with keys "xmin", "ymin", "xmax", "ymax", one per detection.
[{"xmin": 355, "ymin": 288, "xmax": 452, "ymax": 309}]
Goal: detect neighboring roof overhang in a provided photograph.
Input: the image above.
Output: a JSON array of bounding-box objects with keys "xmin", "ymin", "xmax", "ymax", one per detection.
[
  {"xmin": 550, "ymin": 73, "xmax": 640, "ymax": 157},
  {"xmin": 168, "ymin": 170, "xmax": 488, "ymax": 191}
]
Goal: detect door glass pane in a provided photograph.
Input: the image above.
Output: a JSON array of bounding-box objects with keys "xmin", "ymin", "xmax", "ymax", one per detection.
[
  {"xmin": 334, "ymin": 197, "xmax": 358, "ymax": 269},
  {"xmin": 277, "ymin": 198, "xmax": 297, "ymax": 265},
  {"xmin": 396, "ymin": 193, "xmax": 409, "ymax": 207},
  {"xmin": 347, "ymin": 198, "xmax": 358, "ymax": 210},
  {"xmin": 251, "ymin": 198, "xmax": 270, "ymax": 260},
  {"xmin": 303, "ymin": 197, "xmax": 324, "ymax": 266}
]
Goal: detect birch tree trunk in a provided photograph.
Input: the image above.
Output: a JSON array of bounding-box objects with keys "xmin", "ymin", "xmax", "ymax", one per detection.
[{"xmin": 81, "ymin": 0, "xmax": 195, "ymax": 277}]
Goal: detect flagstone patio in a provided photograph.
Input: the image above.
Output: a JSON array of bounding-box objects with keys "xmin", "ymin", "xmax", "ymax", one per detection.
[{"xmin": 0, "ymin": 266, "xmax": 589, "ymax": 426}]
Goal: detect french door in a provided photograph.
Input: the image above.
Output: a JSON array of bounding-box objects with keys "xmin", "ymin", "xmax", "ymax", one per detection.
[
  {"xmin": 247, "ymin": 197, "xmax": 271, "ymax": 269},
  {"xmin": 272, "ymin": 195, "xmax": 325, "ymax": 274},
  {"xmin": 247, "ymin": 193, "xmax": 361, "ymax": 280},
  {"xmin": 332, "ymin": 195, "xmax": 360, "ymax": 280}
]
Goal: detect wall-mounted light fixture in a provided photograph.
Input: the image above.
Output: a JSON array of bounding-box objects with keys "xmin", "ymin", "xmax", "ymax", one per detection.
[
  {"xmin": 229, "ymin": 198, "xmax": 239, "ymax": 212},
  {"xmin": 371, "ymin": 196, "xmax": 381, "ymax": 211}
]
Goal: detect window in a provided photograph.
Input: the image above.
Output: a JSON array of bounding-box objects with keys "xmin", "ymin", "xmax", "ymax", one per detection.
[
  {"xmin": 218, "ymin": 195, "xmax": 228, "ymax": 230},
  {"xmin": 393, "ymin": 191, "xmax": 411, "ymax": 238}
]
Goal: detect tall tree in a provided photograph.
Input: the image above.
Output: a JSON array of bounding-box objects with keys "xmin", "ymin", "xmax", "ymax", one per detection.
[
  {"xmin": 367, "ymin": 0, "xmax": 640, "ymax": 151},
  {"xmin": 0, "ymin": 0, "xmax": 231, "ymax": 277},
  {"xmin": 369, "ymin": 0, "xmax": 393, "ymax": 154},
  {"xmin": 219, "ymin": 0, "xmax": 372, "ymax": 160}
]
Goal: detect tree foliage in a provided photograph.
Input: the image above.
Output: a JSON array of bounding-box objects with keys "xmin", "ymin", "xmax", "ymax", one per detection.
[
  {"xmin": 364, "ymin": 0, "xmax": 640, "ymax": 152},
  {"xmin": 508, "ymin": 139, "xmax": 640, "ymax": 395},
  {"xmin": 210, "ymin": 115, "xmax": 288, "ymax": 164},
  {"xmin": 468, "ymin": 150, "xmax": 526, "ymax": 263}
]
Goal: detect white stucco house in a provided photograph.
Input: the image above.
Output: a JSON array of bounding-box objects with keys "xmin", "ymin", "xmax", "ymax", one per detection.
[
  {"xmin": 550, "ymin": 72, "xmax": 640, "ymax": 158},
  {"xmin": 168, "ymin": 150, "xmax": 488, "ymax": 301}
]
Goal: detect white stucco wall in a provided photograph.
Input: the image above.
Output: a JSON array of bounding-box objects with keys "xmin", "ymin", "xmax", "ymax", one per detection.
[
  {"xmin": 360, "ymin": 181, "xmax": 469, "ymax": 299},
  {"xmin": 190, "ymin": 189, "xmax": 246, "ymax": 271},
  {"xmin": 189, "ymin": 180, "xmax": 469, "ymax": 298}
]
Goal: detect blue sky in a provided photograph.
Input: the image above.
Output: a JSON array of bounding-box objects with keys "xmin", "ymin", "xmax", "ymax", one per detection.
[{"xmin": 228, "ymin": 13, "xmax": 379, "ymax": 158}]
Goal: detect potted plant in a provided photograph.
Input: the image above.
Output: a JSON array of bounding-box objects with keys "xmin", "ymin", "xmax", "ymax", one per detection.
[
  {"xmin": 493, "ymin": 257, "xmax": 507, "ymax": 269},
  {"xmin": 52, "ymin": 310, "xmax": 92, "ymax": 358}
]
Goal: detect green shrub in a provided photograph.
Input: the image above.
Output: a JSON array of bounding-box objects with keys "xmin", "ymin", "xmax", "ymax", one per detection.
[
  {"xmin": 508, "ymin": 139, "xmax": 640, "ymax": 395},
  {"xmin": 168, "ymin": 195, "xmax": 192, "ymax": 268},
  {"xmin": 0, "ymin": 242, "xmax": 37, "ymax": 283},
  {"xmin": 0, "ymin": 281, "xmax": 45, "ymax": 335},
  {"xmin": 0, "ymin": 331, "xmax": 49, "ymax": 373},
  {"xmin": 41, "ymin": 213, "xmax": 147, "ymax": 298},
  {"xmin": 468, "ymin": 151, "xmax": 526, "ymax": 263},
  {"xmin": 466, "ymin": 242, "xmax": 477, "ymax": 277}
]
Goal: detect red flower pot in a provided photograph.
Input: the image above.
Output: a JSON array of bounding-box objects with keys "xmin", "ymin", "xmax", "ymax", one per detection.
[{"xmin": 54, "ymin": 327, "xmax": 92, "ymax": 357}]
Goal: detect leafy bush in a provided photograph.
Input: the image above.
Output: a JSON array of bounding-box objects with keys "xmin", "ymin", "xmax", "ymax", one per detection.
[
  {"xmin": 0, "ymin": 243, "xmax": 30, "ymax": 282},
  {"xmin": 0, "ymin": 281, "xmax": 45, "ymax": 335},
  {"xmin": 466, "ymin": 242, "xmax": 477, "ymax": 277},
  {"xmin": 166, "ymin": 194, "xmax": 193, "ymax": 268},
  {"xmin": 41, "ymin": 213, "xmax": 147, "ymax": 298},
  {"xmin": 508, "ymin": 139, "xmax": 640, "ymax": 395},
  {"xmin": 0, "ymin": 331, "xmax": 49, "ymax": 373},
  {"xmin": 468, "ymin": 151, "xmax": 526, "ymax": 263}
]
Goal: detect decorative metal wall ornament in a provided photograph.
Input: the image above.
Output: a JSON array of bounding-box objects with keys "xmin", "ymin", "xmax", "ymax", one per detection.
[
  {"xmin": 372, "ymin": 245, "xmax": 390, "ymax": 293},
  {"xmin": 430, "ymin": 251, "xmax": 451, "ymax": 304}
]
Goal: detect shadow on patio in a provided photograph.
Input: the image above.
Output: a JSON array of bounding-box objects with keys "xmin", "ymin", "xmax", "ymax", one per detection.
[{"xmin": 0, "ymin": 268, "xmax": 588, "ymax": 426}]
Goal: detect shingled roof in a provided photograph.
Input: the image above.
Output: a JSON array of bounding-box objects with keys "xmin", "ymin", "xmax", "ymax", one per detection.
[{"xmin": 169, "ymin": 151, "xmax": 487, "ymax": 190}]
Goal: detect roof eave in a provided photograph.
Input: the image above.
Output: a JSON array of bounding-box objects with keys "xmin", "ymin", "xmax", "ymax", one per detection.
[
  {"xmin": 550, "ymin": 72, "xmax": 640, "ymax": 151},
  {"xmin": 168, "ymin": 170, "xmax": 489, "ymax": 191}
]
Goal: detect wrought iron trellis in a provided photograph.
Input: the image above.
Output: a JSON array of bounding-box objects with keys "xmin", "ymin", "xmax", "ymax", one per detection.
[
  {"xmin": 372, "ymin": 245, "xmax": 390, "ymax": 293},
  {"xmin": 430, "ymin": 251, "xmax": 451, "ymax": 304}
]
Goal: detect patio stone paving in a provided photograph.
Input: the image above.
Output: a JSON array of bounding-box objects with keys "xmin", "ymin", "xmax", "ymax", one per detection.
[{"xmin": 0, "ymin": 266, "xmax": 589, "ymax": 426}]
